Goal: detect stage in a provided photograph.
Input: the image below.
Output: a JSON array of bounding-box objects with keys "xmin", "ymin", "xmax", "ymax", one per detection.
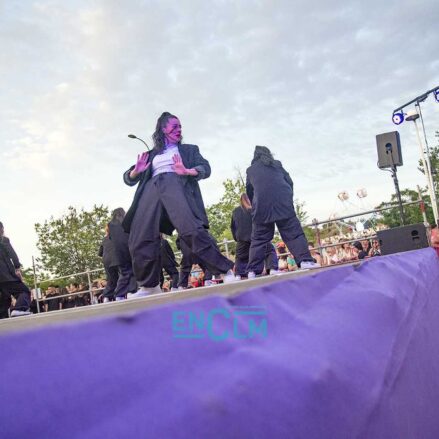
[{"xmin": 1, "ymin": 248, "xmax": 438, "ymax": 438}]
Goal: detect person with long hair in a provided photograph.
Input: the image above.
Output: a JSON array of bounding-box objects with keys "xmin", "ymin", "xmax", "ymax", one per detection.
[
  {"xmin": 231, "ymin": 193, "xmax": 278, "ymax": 278},
  {"xmin": 245, "ymin": 146, "xmax": 319, "ymax": 277},
  {"xmin": 123, "ymin": 112, "xmax": 234, "ymax": 295}
]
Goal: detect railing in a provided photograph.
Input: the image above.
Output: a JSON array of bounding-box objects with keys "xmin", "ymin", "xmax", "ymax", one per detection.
[{"xmin": 31, "ymin": 192, "xmax": 430, "ymax": 313}]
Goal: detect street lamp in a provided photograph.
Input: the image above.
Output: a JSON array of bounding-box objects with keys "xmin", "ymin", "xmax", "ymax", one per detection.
[{"xmin": 405, "ymin": 110, "xmax": 439, "ymax": 224}]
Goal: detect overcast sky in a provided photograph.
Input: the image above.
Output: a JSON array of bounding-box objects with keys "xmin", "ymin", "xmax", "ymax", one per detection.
[{"xmin": 1, "ymin": 0, "xmax": 438, "ymax": 268}]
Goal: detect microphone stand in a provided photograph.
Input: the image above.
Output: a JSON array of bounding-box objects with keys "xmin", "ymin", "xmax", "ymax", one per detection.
[{"xmin": 128, "ymin": 134, "xmax": 150, "ymax": 151}]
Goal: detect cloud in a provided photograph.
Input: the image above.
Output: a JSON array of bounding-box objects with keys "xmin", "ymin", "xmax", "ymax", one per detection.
[{"xmin": 1, "ymin": 0, "xmax": 439, "ymax": 265}]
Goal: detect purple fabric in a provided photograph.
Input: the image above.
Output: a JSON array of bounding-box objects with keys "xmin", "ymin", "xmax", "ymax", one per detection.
[{"xmin": 1, "ymin": 248, "xmax": 439, "ymax": 438}]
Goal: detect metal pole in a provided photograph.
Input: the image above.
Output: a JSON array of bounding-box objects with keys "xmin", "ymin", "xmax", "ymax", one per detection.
[
  {"xmin": 312, "ymin": 218, "xmax": 322, "ymax": 255},
  {"xmin": 413, "ymin": 118, "xmax": 439, "ymax": 225},
  {"xmin": 417, "ymin": 185, "xmax": 429, "ymax": 227},
  {"xmin": 32, "ymin": 256, "xmax": 40, "ymax": 314},
  {"xmin": 223, "ymin": 238, "xmax": 229, "ymax": 258},
  {"xmin": 390, "ymin": 165, "xmax": 405, "ymax": 225},
  {"xmin": 86, "ymin": 270, "xmax": 94, "ymax": 305}
]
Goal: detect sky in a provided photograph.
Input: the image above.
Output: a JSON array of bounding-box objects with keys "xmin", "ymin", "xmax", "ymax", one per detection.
[{"xmin": 1, "ymin": 0, "xmax": 438, "ymax": 268}]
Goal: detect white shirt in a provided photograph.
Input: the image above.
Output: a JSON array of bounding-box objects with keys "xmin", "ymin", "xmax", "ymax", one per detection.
[{"xmin": 152, "ymin": 144, "xmax": 181, "ymax": 177}]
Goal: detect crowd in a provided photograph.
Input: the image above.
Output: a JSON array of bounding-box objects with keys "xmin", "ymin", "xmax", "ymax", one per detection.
[{"xmin": 1, "ymin": 111, "xmax": 438, "ymax": 318}]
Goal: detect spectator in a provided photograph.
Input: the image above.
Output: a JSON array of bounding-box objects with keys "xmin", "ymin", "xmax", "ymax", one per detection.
[
  {"xmin": 338, "ymin": 239, "xmax": 354, "ymax": 262},
  {"xmin": 368, "ymin": 240, "xmax": 381, "ymax": 257},
  {"xmin": 352, "ymin": 241, "xmax": 368, "ymax": 260},
  {"xmin": 44, "ymin": 284, "xmax": 61, "ymax": 312},
  {"xmin": 62, "ymin": 284, "xmax": 77, "ymax": 309},
  {"xmin": 431, "ymin": 227, "xmax": 439, "ymax": 257},
  {"xmin": 308, "ymin": 242, "xmax": 323, "ymax": 266},
  {"xmin": 276, "ymin": 243, "xmax": 289, "ymax": 271}
]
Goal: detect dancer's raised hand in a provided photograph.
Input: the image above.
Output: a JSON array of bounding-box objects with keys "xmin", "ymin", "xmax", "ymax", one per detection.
[{"xmin": 131, "ymin": 152, "xmax": 150, "ymax": 178}]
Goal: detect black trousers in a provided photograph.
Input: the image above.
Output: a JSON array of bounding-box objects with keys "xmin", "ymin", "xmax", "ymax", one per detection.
[
  {"xmin": 247, "ymin": 216, "xmax": 312, "ymax": 274},
  {"xmin": 114, "ymin": 263, "xmax": 137, "ymax": 297},
  {"xmin": 129, "ymin": 173, "xmax": 233, "ymax": 288},
  {"xmin": 103, "ymin": 266, "xmax": 119, "ymax": 298},
  {"xmin": 0, "ymin": 280, "xmax": 31, "ymax": 312},
  {"xmin": 178, "ymin": 237, "xmax": 212, "ymax": 288},
  {"xmin": 235, "ymin": 242, "xmax": 279, "ymax": 276}
]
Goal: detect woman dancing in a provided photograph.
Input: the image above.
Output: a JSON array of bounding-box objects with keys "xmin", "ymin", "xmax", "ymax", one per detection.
[
  {"xmin": 245, "ymin": 146, "xmax": 320, "ymax": 277},
  {"xmin": 123, "ymin": 112, "xmax": 235, "ymax": 296}
]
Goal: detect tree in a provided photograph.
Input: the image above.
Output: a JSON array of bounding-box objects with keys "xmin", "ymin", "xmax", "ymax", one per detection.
[
  {"xmin": 206, "ymin": 178, "xmax": 246, "ymax": 243},
  {"xmin": 418, "ymin": 130, "xmax": 439, "ymax": 197},
  {"xmin": 374, "ymin": 188, "xmax": 434, "ymax": 228},
  {"xmin": 35, "ymin": 205, "xmax": 111, "ymax": 277}
]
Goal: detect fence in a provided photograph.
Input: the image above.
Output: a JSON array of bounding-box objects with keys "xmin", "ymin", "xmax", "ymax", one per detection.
[{"xmin": 32, "ymin": 192, "xmax": 430, "ymax": 313}]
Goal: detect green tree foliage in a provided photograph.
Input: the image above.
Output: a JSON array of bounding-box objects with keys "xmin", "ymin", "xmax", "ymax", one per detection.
[
  {"xmin": 206, "ymin": 178, "xmax": 246, "ymax": 242},
  {"xmin": 418, "ymin": 130, "xmax": 439, "ymax": 197},
  {"xmin": 374, "ymin": 188, "xmax": 434, "ymax": 228},
  {"xmin": 35, "ymin": 205, "xmax": 111, "ymax": 277}
]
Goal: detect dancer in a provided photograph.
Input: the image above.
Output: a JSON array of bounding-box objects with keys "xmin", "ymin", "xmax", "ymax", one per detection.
[
  {"xmin": 108, "ymin": 208, "xmax": 137, "ymax": 300},
  {"xmin": 231, "ymin": 194, "xmax": 279, "ymax": 277},
  {"xmin": 123, "ymin": 112, "xmax": 235, "ymax": 296},
  {"xmin": 0, "ymin": 221, "xmax": 32, "ymax": 317},
  {"xmin": 98, "ymin": 224, "xmax": 119, "ymax": 301},
  {"xmin": 245, "ymin": 146, "xmax": 319, "ymax": 277},
  {"xmin": 160, "ymin": 235, "xmax": 179, "ymax": 290}
]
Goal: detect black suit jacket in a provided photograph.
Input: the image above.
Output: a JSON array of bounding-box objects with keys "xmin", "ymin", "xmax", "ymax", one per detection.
[
  {"xmin": 122, "ymin": 144, "xmax": 211, "ymax": 234},
  {"xmin": 231, "ymin": 206, "xmax": 253, "ymax": 242},
  {"xmin": 0, "ymin": 236, "xmax": 21, "ymax": 283},
  {"xmin": 246, "ymin": 161, "xmax": 295, "ymax": 224}
]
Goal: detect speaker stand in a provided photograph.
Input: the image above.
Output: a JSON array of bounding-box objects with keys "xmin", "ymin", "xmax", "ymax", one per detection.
[{"xmin": 390, "ymin": 165, "xmax": 405, "ymax": 226}]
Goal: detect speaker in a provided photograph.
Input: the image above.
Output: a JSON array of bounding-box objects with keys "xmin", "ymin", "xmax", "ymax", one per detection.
[
  {"xmin": 376, "ymin": 131, "xmax": 403, "ymax": 169},
  {"xmin": 377, "ymin": 223, "xmax": 429, "ymax": 255}
]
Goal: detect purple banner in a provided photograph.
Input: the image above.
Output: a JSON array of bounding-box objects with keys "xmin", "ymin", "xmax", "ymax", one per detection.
[{"xmin": 1, "ymin": 248, "xmax": 438, "ymax": 438}]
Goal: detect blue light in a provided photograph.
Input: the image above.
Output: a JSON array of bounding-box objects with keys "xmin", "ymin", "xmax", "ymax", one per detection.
[
  {"xmin": 434, "ymin": 89, "xmax": 439, "ymax": 103},
  {"xmin": 392, "ymin": 111, "xmax": 404, "ymax": 125}
]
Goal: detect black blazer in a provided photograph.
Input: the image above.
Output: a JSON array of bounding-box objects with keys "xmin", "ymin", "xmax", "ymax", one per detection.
[
  {"xmin": 98, "ymin": 236, "xmax": 118, "ymax": 269},
  {"xmin": 246, "ymin": 161, "xmax": 295, "ymax": 224},
  {"xmin": 0, "ymin": 236, "xmax": 21, "ymax": 283},
  {"xmin": 122, "ymin": 144, "xmax": 211, "ymax": 234},
  {"xmin": 108, "ymin": 221, "xmax": 132, "ymax": 266},
  {"xmin": 231, "ymin": 206, "xmax": 253, "ymax": 242}
]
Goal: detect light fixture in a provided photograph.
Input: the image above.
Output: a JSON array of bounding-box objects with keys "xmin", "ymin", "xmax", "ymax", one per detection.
[{"xmin": 392, "ymin": 111, "xmax": 404, "ymax": 125}]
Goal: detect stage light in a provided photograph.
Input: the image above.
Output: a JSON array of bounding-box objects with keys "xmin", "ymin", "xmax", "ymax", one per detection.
[
  {"xmin": 392, "ymin": 111, "xmax": 404, "ymax": 125},
  {"xmin": 434, "ymin": 89, "xmax": 439, "ymax": 103}
]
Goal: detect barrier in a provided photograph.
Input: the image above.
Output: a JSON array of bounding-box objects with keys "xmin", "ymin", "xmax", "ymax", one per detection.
[{"xmin": 1, "ymin": 248, "xmax": 438, "ymax": 438}]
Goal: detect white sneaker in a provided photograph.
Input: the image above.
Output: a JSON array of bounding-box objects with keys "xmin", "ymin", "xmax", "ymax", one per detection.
[
  {"xmin": 223, "ymin": 269, "xmax": 238, "ymax": 283},
  {"xmin": 11, "ymin": 310, "xmax": 32, "ymax": 317},
  {"xmin": 269, "ymin": 269, "xmax": 280, "ymax": 275},
  {"xmin": 300, "ymin": 261, "xmax": 321, "ymax": 270},
  {"xmin": 127, "ymin": 284, "xmax": 161, "ymax": 299},
  {"xmin": 171, "ymin": 287, "xmax": 179, "ymax": 292},
  {"xmin": 247, "ymin": 271, "xmax": 256, "ymax": 279},
  {"xmin": 115, "ymin": 296, "xmax": 125, "ymax": 301},
  {"xmin": 103, "ymin": 297, "xmax": 110, "ymax": 303}
]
